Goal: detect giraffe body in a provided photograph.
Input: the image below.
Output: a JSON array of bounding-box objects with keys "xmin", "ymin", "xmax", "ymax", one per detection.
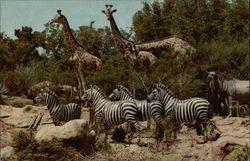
[
  {"xmin": 102, "ymin": 5, "xmax": 156, "ymax": 67},
  {"xmin": 49, "ymin": 10, "xmax": 101, "ymax": 96}
]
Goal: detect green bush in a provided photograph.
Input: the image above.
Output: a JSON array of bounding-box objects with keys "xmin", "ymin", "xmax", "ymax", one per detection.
[{"xmin": 11, "ymin": 131, "xmax": 79, "ymax": 161}]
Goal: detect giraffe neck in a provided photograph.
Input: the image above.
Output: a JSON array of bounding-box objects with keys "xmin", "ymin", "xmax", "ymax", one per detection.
[
  {"xmin": 109, "ymin": 15, "xmax": 132, "ymax": 53},
  {"xmin": 61, "ymin": 17, "xmax": 79, "ymax": 53}
]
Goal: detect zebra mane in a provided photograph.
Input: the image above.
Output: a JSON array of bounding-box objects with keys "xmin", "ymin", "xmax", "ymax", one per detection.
[
  {"xmin": 45, "ymin": 90, "xmax": 60, "ymax": 102},
  {"xmin": 91, "ymin": 85, "xmax": 107, "ymax": 98},
  {"xmin": 156, "ymin": 83, "xmax": 174, "ymax": 96},
  {"xmin": 116, "ymin": 85, "xmax": 134, "ymax": 98}
]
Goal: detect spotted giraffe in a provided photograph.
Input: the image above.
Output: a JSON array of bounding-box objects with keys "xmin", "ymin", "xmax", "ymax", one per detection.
[
  {"xmin": 49, "ymin": 10, "xmax": 102, "ymax": 96},
  {"xmin": 102, "ymin": 5, "xmax": 156, "ymax": 66}
]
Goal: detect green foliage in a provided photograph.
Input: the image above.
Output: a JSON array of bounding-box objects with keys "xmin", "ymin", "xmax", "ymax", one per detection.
[
  {"xmin": 11, "ymin": 131, "xmax": 78, "ymax": 161},
  {"xmin": 133, "ymin": 0, "xmax": 248, "ymax": 45},
  {"xmin": 0, "ymin": 28, "xmax": 43, "ymax": 70},
  {"xmin": 87, "ymin": 53, "xmax": 138, "ymax": 94},
  {"xmin": 3, "ymin": 62, "xmax": 40, "ymax": 96},
  {"xmin": 233, "ymin": 145, "xmax": 250, "ymax": 161}
]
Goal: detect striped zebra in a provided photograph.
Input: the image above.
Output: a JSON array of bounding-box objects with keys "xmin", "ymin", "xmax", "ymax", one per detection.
[
  {"xmin": 33, "ymin": 90, "xmax": 81, "ymax": 126},
  {"xmin": 147, "ymin": 83, "xmax": 211, "ymax": 136},
  {"xmin": 108, "ymin": 85, "xmax": 163, "ymax": 129},
  {"xmin": 0, "ymin": 83, "xmax": 8, "ymax": 95},
  {"xmin": 81, "ymin": 85, "xmax": 141, "ymax": 144}
]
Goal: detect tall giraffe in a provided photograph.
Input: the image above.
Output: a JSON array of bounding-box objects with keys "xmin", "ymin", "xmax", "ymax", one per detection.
[
  {"xmin": 49, "ymin": 10, "xmax": 102, "ymax": 97},
  {"xmin": 102, "ymin": 5, "xmax": 195, "ymax": 64},
  {"xmin": 102, "ymin": 5, "xmax": 156, "ymax": 67}
]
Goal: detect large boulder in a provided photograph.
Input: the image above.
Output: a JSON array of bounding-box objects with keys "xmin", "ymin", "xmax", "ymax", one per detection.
[
  {"xmin": 0, "ymin": 146, "xmax": 15, "ymax": 160},
  {"xmin": 35, "ymin": 119, "xmax": 95, "ymax": 154}
]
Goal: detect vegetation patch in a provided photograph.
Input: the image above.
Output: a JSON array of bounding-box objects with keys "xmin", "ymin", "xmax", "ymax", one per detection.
[
  {"xmin": 11, "ymin": 130, "xmax": 80, "ymax": 161},
  {"xmin": 233, "ymin": 145, "xmax": 250, "ymax": 161}
]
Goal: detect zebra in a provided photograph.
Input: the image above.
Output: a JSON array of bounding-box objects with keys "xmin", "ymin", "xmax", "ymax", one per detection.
[
  {"xmin": 108, "ymin": 85, "xmax": 163, "ymax": 129},
  {"xmin": 207, "ymin": 71, "xmax": 249, "ymax": 117},
  {"xmin": 147, "ymin": 83, "xmax": 211, "ymax": 136},
  {"xmin": 33, "ymin": 90, "xmax": 81, "ymax": 126},
  {"xmin": 0, "ymin": 83, "xmax": 8, "ymax": 95},
  {"xmin": 81, "ymin": 85, "xmax": 141, "ymax": 144}
]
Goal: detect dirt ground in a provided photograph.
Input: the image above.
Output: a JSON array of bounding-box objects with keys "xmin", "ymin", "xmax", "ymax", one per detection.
[{"xmin": 0, "ymin": 96, "xmax": 249, "ymax": 161}]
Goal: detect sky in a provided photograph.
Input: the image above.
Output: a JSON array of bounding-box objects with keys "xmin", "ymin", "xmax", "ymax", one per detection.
[{"xmin": 0, "ymin": 0, "xmax": 163, "ymax": 38}]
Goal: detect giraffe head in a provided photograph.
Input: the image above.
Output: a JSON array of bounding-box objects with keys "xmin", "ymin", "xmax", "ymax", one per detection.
[
  {"xmin": 102, "ymin": 5, "xmax": 117, "ymax": 20},
  {"xmin": 49, "ymin": 9, "xmax": 65, "ymax": 24}
]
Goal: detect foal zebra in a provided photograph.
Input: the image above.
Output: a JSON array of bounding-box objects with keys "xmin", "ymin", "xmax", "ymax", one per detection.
[
  {"xmin": 147, "ymin": 84, "xmax": 211, "ymax": 136},
  {"xmin": 81, "ymin": 85, "xmax": 141, "ymax": 144},
  {"xmin": 34, "ymin": 90, "xmax": 81, "ymax": 126},
  {"xmin": 109, "ymin": 85, "xmax": 163, "ymax": 128}
]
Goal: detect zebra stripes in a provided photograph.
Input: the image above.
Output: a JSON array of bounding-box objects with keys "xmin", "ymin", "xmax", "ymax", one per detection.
[
  {"xmin": 0, "ymin": 83, "xmax": 8, "ymax": 95},
  {"xmin": 34, "ymin": 90, "xmax": 81, "ymax": 126},
  {"xmin": 147, "ymin": 84, "xmax": 210, "ymax": 135},
  {"xmin": 109, "ymin": 85, "xmax": 163, "ymax": 125},
  {"xmin": 81, "ymin": 85, "xmax": 141, "ymax": 144}
]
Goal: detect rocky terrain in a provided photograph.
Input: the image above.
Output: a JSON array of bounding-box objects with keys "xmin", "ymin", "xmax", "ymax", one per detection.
[{"xmin": 0, "ymin": 96, "xmax": 249, "ymax": 161}]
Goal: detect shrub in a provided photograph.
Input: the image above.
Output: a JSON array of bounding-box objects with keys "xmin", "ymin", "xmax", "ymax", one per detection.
[
  {"xmin": 233, "ymin": 145, "xmax": 250, "ymax": 161},
  {"xmin": 11, "ymin": 131, "xmax": 79, "ymax": 161}
]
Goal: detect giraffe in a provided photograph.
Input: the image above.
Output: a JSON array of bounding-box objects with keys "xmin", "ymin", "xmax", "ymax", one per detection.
[
  {"xmin": 49, "ymin": 10, "xmax": 102, "ymax": 97},
  {"xmin": 102, "ymin": 5, "xmax": 195, "ymax": 64},
  {"xmin": 102, "ymin": 5, "xmax": 156, "ymax": 67}
]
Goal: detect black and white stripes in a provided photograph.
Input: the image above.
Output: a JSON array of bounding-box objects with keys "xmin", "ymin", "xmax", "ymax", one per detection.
[
  {"xmin": 147, "ymin": 84, "xmax": 210, "ymax": 134},
  {"xmin": 81, "ymin": 85, "xmax": 141, "ymax": 144},
  {"xmin": 109, "ymin": 85, "xmax": 163, "ymax": 125},
  {"xmin": 0, "ymin": 83, "xmax": 8, "ymax": 95},
  {"xmin": 34, "ymin": 91, "xmax": 81, "ymax": 126}
]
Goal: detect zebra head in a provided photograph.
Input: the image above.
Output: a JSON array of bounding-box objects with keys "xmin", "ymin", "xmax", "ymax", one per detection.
[
  {"xmin": 147, "ymin": 87, "xmax": 160, "ymax": 103},
  {"xmin": 81, "ymin": 85, "xmax": 94, "ymax": 103},
  {"xmin": 108, "ymin": 88, "xmax": 120, "ymax": 100},
  {"xmin": 33, "ymin": 92, "xmax": 44, "ymax": 104},
  {"xmin": 207, "ymin": 71, "xmax": 217, "ymax": 79}
]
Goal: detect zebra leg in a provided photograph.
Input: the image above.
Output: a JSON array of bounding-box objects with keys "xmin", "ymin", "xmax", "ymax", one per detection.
[
  {"xmin": 146, "ymin": 118, "xmax": 151, "ymax": 129},
  {"xmin": 95, "ymin": 115, "xmax": 103, "ymax": 142},
  {"xmin": 127, "ymin": 121, "xmax": 141, "ymax": 144},
  {"xmin": 127, "ymin": 122, "xmax": 135, "ymax": 144},
  {"xmin": 227, "ymin": 96, "xmax": 233, "ymax": 117},
  {"xmin": 104, "ymin": 123, "xmax": 108, "ymax": 148},
  {"xmin": 194, "ymin": 121, "xmax": 202, "ymax": 136}
]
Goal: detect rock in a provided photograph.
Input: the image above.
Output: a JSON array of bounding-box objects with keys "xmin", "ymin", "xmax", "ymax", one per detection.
[
  {"xmin": 211, "ymin": 136, "xmax": 249, "ymax": 161},
  {"xmin": 35, "ymin": 119, "xmax": 95, "ymax": 141},
  {"xmin": 35, "ymin": 119, "xmax": 96, "ymax": 154},
  {"xmin": 195, "ymin": 136, "xmax": 207, "ymax": 144},
  {"xmin": 0, "ymin": 146, "xmax": 15, "ymax": 160}
]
